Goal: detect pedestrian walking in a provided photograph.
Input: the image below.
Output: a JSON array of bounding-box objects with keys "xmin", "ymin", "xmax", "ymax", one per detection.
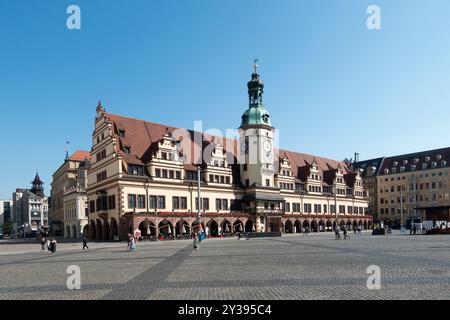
[
  {"xmin": 343, "ymin": 227, "xmax": 349, "ymax": 240},
  {"xmin": 193, "ymin": 233, "xmax": 200, "ymax": 251},
  {"xmin": 46, "ymin": 239, "xmax": 51, "ymax": 252},
  {"xmin": 334, "ymin": 227, "xmax": 341, "ymax": 240},
  {"xmin": 82, "ymin": 236, "xmax": 89, "ymax": 250},
  {"xmin": 41, "ymin": 237, "xmax": 46, "ymax": 251},
  {"xmin": 50, "ymin": 239, "xmax": 57, "ymax": 254},
  {"xmin": 129, "ymin": 236, "xmax": 137, "ymax": 252}
]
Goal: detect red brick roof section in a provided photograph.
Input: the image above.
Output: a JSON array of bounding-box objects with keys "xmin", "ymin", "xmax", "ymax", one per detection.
[
  {"xmin": 69, "ymin": 150, "xmax": 91, "ymax": 161},
  {"xmin": 103, "ymin": 112, "xmax": 353, "ymax": 182}
]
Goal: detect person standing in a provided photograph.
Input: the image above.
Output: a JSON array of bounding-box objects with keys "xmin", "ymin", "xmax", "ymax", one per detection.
[
  {"xmin": 129, "ymin": 236, "xmax": 136, "ymax": 252},
  {"xmin": 193, "ymin": 233, "xmax": 199, "ymax": 251},
  {"xmin": 82, "ymin": 236, "xmax": 89, "ymax": 250},
  {"xmin": 41, "ymin": 237, "xmax": 46, "ymax": 252},
  {"xmin": 50, "ymin": 239, "xmax": 57, "ymax": 254}
]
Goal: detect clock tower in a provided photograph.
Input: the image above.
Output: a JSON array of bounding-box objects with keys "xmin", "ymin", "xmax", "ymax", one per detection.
[{"xmin": 239, "ymin": 61, "xmax": 275, "ymax": 188}]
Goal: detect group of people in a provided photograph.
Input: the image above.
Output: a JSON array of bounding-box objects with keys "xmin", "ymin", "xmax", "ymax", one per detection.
[
  {"xmin": 40, "ymin": 237, "xmax": 58, "ymax": 254},
  {"xmin": 334, "ymin": 226, "xmax": 351, "ymax": 240}
]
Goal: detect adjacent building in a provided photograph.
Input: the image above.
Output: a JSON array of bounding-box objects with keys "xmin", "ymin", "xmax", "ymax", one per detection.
[
  {"xmin": 354, "ymin": 148, "xmax": 450, "ymax": 227},
  {"xmin": 50, "ymin": 150, "xmax": 91, "ymax": 236},
  {"xmin": 86, "ymin": 67, "xmax": 371, "ymax": 241},
  {"xmin": 0, "ymin": 200, "xmax": 12, "ymax": 226},
  {"xmin": 62, "ymin": 158, "xmax": 90, "ymax": 238},
  {"xmin": 11, "ymin": 173, "xmax": 49, "ymax": 236}
]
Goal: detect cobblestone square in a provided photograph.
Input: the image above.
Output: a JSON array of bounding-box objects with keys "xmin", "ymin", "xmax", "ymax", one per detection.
[{"xmin": 0, "ymin": 231, "xmax": 449, "ymax": 300}]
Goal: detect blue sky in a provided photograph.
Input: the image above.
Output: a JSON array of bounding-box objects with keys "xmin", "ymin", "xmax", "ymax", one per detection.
[{"xmin": 0, "ymin": 0, "xmax": 449, "ymax": 199}]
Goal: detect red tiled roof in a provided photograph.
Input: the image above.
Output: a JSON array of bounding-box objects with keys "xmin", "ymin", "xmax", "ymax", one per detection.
[
  {"xmin": 69, "ymin": 150, "xmax": 91, "ymax": 162},
  {"xmin": 104, "ymin": 113, "xmax": 352, "ymax": 181}
]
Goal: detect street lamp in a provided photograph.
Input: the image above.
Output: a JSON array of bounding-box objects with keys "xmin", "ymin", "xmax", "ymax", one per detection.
[{"xmin": 197, "ymin": 165, "xmax": 202, "ymax": 234}]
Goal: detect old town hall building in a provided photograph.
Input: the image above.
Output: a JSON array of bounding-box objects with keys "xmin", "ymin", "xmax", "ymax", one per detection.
[{"xmin": 86, "ymin": 67, "xmax": 372, "ymax": 240}]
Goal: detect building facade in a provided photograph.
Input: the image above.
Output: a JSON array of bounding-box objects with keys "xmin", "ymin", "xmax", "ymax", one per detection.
[
  {"xmin": 355, "ymin": 148, "xmax": 450, "ymax": 227},
  {"xmin": 11, "ymin": 173, "xmax": 49, "ymax": 236},
  {"xmin": 50, "ymin": 150, "xmax": 91, "ymax": 236},
  {"xmin": 0, "ymin": 200, "xmax": 12, "ymax": 226},
  {"xmin": 86, "ymin": 69, "xmax": 372, "ymax": 241},
  {"xmin": 62, "ymin": 158, "xmax": 90, "ymax": 238}
]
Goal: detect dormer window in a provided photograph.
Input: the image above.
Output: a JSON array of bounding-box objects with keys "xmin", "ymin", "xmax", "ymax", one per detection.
[
  {"xmin": 422, "ymin": 163, "xmax": 428, "ymax": 170},
  {"xmin": 436, "ymin": 154, "xmax": 442, "ymax": 161},
  {"xmin": 403, "ymin": 160, "xmax": 408, "ymax": 165},
  {"xmin": 391, "ymin": 167, "xmax": 397, "ymax": 174},
  {"xmin": 431, "ymin": 162, "xmax": 437, "ymax": 169},
  {"xmin": 441, "ymin": 161, "xmax": 447, "ymax": 168},
  {"xmin": 414, "ymin": 158, "xmax": 419, "ymax": 164},
  {"xmin": 425, "ymin": 156, "xmax": 430, "ymax": 162},
  {"xmin": 411, "ymin": 165, "xmax": 416, "ymax": 171},
  {"xmin": 393, "ymin": 161, "xmax": 398, "ymax": 167},
  {"xmin": 400, "ymin": 166, "xmax": 405, "ymax": 172},
  {"xmin": 118, "ymin": 130, "xmax": 126, "ymax": 138},
  {"xmin": 384, "ymin": 169, "xmax": 389, "ymax": 174},
  {"xmin": 124, "ymin": 146, "xmax": 131, "ymax": 154}
]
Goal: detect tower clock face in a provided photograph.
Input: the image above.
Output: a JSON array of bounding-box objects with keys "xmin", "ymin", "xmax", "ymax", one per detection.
[{"xmin": 263, "ymin": 139, "xmax": 272, "ymax": 152}]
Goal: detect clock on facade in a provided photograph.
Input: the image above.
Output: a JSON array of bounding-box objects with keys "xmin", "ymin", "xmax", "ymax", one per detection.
[{"xmin": 263, "ymin": 139, "xmax": 272, "ymax": 152}]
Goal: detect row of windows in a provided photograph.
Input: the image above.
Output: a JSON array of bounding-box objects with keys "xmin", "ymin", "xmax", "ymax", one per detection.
[
  {"xmin": 89, "ymin": 195, "xmax": 115, "ymax": 213},
  {"xmin": 209, "ymin": 175, "xmax": 231, "ymax": 184},
  {"xmin": 279, "ymin": 182, "xmax": 294, "ymax": 190},
  {"xmin": 126, "ymin": 195, "xmax": 230, "ymax": 211},
  {"xmin": 155, "ymin": 169, "xmax": 182, "ymax": 179},
  {"xmin": 383, "ymin": 171, "xmax": 448, "ymax": 182},
  {"xmin": 128, "ymin": 165, "xmax": 145, "ymax": 176},
  {"xmin": 381, "ymin": 180, "xmax": 449, "ymax": 193},
  {"xmin": 386, "ymin": 161, "xmax": 447, "ymax": 174},
  {"xmin": 283, "ymin": 203, "xmax": 366, "ymax": 215},
  {"xmin": 308, "ymin": 185, "xmax": 322, "ymax": 193}
]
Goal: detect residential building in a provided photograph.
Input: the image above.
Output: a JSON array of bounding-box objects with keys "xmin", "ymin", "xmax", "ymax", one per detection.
[
  {"xmin": 50, "ymin": 150, "xmax": 91, "ymax": 236},
  {"xmin": 355, "ymin": 148, "xmax": 450, "ymax": 227},
  {"xmin": 11, "ymin": 173, "xmax": 49, "ymax": 236}
]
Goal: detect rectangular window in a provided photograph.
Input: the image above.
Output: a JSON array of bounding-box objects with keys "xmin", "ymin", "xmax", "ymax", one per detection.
[
  {"xmin": 149, "ymin": 196, "xmax": 157, "ymax": 209},
  {"xmin": 323, "ymin": 204, "xmax": 327, "ymax": 214},
  {"xmin": 176, "ymin": 171, "xmax": 181, "ymax": 180},
  {"xmin": 203, "ymin": 198, "xmax": 209, "ymax": 211},
  {"xmin": 169, "ymin": 170, "xmax": 174, "ymax": 179},
  {"xmin": 266, "ymin": 179, "xmax": 270, "ymax": 187},
  {"xmin": 180, "ymin": 197, "xmax": 187, "ymax": 210},
  {"xmin": 128, "ymin": 194, "xmax": 137, "ymax": 209},
  {"xmin": 162, "ymin": 170, "xmax": 168, "ymax": 178},
  {"xmin": 216, "ymin": 199, "xmax": 222, "ymax": 211},
  {"xmin": 128, "ymin": 165, "xmax": 144, "ymax": 176},
  {"xmin": 108, "ymin": 195, "xmax": 116, "ymax": 210},
  {"xmin": 97, "ymin": 171, "xmax": 107, "ymax": 182},
  {"xmin": 158, "ymin": 196, "xmax": 166, "ymax": 209},
  {"xmin": 285, "ymin": 202, "xmax": 291, "ymax": 212},
  {"xmin": 124, "ymin": 146, "xmax": 131, "ymax": 154},
  {"xmin": 138, "ymin": 195, "xmax": 146, "ymax": 209},
  {"xmin": 89, "ymin": 200, "xmax": 96, "ymax": 213},
  {"xmin": 155, "ymin": 169, "xmax": 161, "ymax": 178},
  {"xmin": 339, "ymin": 205, "xmax": 345, "ymax": 214},
  {"xmin": 330, "ymin": 205, "xmax": 336, "ymax": 214},
  {"xmin": 226, "ymin": 176, "xmax": 231, "ymax": 184},
  {"xmin": 222, "ymin": 199, "xmax": 228, "ymax": 211},
  {"xmin": 172, "ymin": 197, "xmax": 180, "ymax": 210}
]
